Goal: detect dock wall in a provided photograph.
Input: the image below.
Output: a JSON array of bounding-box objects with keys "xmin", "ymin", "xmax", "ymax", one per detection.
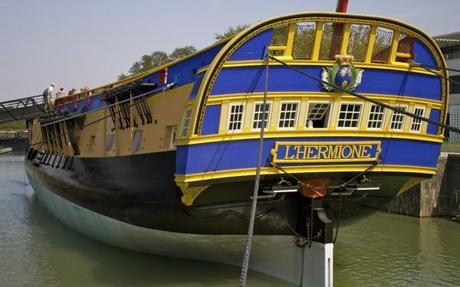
[{"xmin": 385, "ymin": 154, "xmax": 460, "ymax": 217}]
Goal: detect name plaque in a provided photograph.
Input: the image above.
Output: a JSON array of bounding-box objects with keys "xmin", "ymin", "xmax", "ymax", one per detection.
[{"xmin": 271, "ymin": 141, "xmax": 381, "ymax": 163}]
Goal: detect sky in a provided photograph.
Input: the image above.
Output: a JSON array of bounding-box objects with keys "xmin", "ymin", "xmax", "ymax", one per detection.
[{"xmin": 1, "ymin": 0, "xmax": 460, "ymax": 101}]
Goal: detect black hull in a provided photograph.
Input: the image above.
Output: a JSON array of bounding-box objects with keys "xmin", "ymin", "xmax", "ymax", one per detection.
[
  {"xmin": 25, "ymin": 148, "xmax": 427, "ymax": 236},
  {"xmin": 25, "ymin": 150, "xmax": 294, "ymax": 235}
]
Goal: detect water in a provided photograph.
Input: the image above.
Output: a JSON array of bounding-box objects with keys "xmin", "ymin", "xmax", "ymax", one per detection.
[{"xmin": 1, "ymin": 154, "xmax": 459, "ymax": 287}]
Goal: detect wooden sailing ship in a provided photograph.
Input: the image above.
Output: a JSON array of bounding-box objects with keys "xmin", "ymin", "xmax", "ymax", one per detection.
[{"xmin": 25, "ymin": 11, "xmax": 448, "ymax": 285}]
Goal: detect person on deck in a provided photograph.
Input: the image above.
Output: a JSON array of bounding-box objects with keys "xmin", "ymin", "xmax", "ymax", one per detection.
[
  {"xmin": 56, "ymin": 87, "xmax": 65, "ymax": 99},
  {"xmin": 42, "ymin": 83, "xmax": 55, "ymax": 110}
]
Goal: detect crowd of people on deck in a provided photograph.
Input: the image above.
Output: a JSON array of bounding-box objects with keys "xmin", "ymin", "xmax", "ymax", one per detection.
[{"xmin": 42, "ymin": 83, "xmax": 92, "ymax": 110}]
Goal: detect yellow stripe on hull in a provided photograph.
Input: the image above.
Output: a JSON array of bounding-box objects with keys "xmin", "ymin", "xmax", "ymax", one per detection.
[{"xmin": 175, "ymin": 164, "xmax": 436, "ymax": 184}]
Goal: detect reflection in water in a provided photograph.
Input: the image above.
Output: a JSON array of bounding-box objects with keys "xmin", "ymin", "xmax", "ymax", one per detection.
[{"xmin": 1, "ymin": 154, "xmax": 459, "ymax": 287}]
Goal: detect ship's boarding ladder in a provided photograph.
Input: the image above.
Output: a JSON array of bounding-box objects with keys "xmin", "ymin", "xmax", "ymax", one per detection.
[{"xmin": 0, "ymin": 95, "xmax": 46, "ymax": 124}]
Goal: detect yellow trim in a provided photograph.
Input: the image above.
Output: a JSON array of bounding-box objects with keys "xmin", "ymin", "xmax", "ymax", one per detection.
[
  {"xmin": 268, "ymin": 45, "xmax": 288, "ymax": 51},
  {"xmin": 284, "ymin": 23, "xmax": 297, "ymax": 57},
  {"xmin": 311, "ymin": 22, "xmax": 324, "ymax": 61},
  {"xmin": 389, "ymin": 30, "xmax": 401, "ymax": 64},
  {"xmin": 397, "ymin": 177, "xmax": 423, "ymax": 196},
  {"xmin": 176, "ymin": 130, "xmax": 443, "ymax": 146},
  {"xmin": 396, "ymin": 52, "xmax": 411, "ymax": 59},
  {"xmin": 340, "ymin": 23, "xmax": 351, "ymax": 55},
  {"xmin": 365, "ymin": 26, "xmax": 377, "ymax": 63},
  {"xmin": 204, "ymin": 91, "xmax": 444, "ymax": 109},
  {"xmin": 175, "ymin": 164, "xmax": 436, "ymax": 184},
  {"xmin": 221, "ymin": 59, "xmax": 437, "ymax": 75},
  {"xmin": 196, "ymin": 65, "xmax": 209, "ymax": 75},
  {"xmin": 176, "ymin": 182, "xmax": 209, "ymax": 206}
]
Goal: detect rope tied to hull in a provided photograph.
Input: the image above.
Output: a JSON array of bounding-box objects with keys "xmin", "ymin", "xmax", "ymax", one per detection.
[{"xmin": 238, "ymin": 51, "xmax": 270, "ymax": 287}]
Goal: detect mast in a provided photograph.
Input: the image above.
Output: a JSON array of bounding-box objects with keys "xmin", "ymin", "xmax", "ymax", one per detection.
[{"xmin": 336, "ymin": 0, "xmax": 349, "ymax": 12}]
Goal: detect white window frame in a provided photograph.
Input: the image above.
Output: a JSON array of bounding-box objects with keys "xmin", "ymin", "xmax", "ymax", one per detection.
[
  {"xmin": 278, "ymin": 101, "xmax": 299, "ymax": 130},
  {"xmin": 305, "ymin": 101, "xmax": 331, "ymax": 129},
  {"xmin": 169, "ymin": 127, "xmax": 177, "ymax": 149},
  {"xmin": 410, "ymin": 106, "xmax": 425, "ymax": 133},
  {"xmin": 227, "ymin": 103, "xmax": 245, "ymax": 132},
  {"xmin": 251, "ymin": 102, "xmax": 272, "ymax": 131},
  {"xmin": 337, "ymin": 102, "xmax": 363, "ymax": 129},
  {"xmin": 179, "ymin": 107, "xmax": 193, "ymax": 137},
  {"xmin": 367, "ymin": 104, "xmax": 385, "ymax": 130},
  {"xmin": 390, "ymin": 105, "xmax": 408, "ymax": 131}
]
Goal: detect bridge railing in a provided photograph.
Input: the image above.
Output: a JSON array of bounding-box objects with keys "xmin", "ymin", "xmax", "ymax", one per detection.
[{"xmin": 0, "ymin": 95, "xmax": 46, "ymax": 124}]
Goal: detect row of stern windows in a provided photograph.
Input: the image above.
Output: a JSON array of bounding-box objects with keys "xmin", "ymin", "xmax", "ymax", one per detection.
[
  {"xmin": 179, "ymin": 100, "xmax": 430, "ymax": 137},
  {"xmin": 269, "ymin": 21, "xmax": 414, "ymax": 64}
]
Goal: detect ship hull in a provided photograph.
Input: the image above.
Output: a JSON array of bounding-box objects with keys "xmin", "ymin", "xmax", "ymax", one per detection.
[{"xmin": 26, "ymin": 161, "xmax": 330, "ymax": 285}]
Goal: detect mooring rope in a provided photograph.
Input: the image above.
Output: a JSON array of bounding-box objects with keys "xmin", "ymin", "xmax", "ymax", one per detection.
[
  {"xmin": 239, "ymin": 52, "xmax": 270, "ymax": 287},
  {"xmin": 269, "ymin": 55, "xmax": 460, "ymax": 135}
]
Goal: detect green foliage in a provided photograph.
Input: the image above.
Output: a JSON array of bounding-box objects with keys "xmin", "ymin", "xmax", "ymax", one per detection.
[
  {"xmin": 215, "ymin": 25, "xmax": 249, "ymax": 40},
  {"xmin": 0, "ymin": 120, "xmax": 26, "ymax": 130},
  {"xmin": 169, "ymin": 46, "xmax": 197, "ymax": 61},
  {"xmin": 118, "ymin": 24, "xmax": 251, "ymax": 81},
  {"xmin": 118, "ymin": 46, "xmax": 197, "ymax": 80}
]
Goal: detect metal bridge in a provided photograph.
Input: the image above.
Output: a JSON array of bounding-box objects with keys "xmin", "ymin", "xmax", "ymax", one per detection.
[{"xmin": 0, "ymin": 95, "xmax": 46, "ymax": 124}]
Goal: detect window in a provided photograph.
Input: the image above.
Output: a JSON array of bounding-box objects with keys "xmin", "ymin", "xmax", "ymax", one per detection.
[
  {"xmin": 367, "ymin": 104, "xmax": 385, "ymax": 129},
  {"xmin": 390, "ymin": 106, "xmax": 407, "ymax": 131},
  {"xmin": 278, "ymin": 102, "xmax": 298, "ymax": 128},
  {"xmin": 106, "ymin": 133, "xmax": 114, "ymax": 151},
  {"xmin": 169, "ymin": 127, "xmax": 177, "ymax": 149},
  {"xmin": 338, "ymin": 104, "xmax": 362, "ymax": 128},
  {"xmin": 396, "ymin": 33, "xmax": 414, "ymax": 62},
  {"xmin": 132, "ymin": 130, "xmax": 143, "ymax": 151},
  {"xmin": 347, "ymin": 24, "xmax": 371, "ymax": 61},
  {"xmin": 306, "ymin": 102, "xmax": 330, "ymax": 128},
  {"xmin": 372, "ymin": 27, "xmax": 394, "ymax": 63},
  {"xmin": 228, "ymin": 104, "xmax": 244, "ymax": 131},
  {"xmin": 179, "ymin": 107, "xmax": 192, "ymax": 137},
  {"xmin": 252, "ymin": 103, "xmax": 271, "ymax": 130},
  {"xmin": 319, "ymin": 22, "xmax": 343, "ymax": 60},
  {"xmin": 410, "ymin": 107, "xmax": 425, "ymax": 132},
  {"xmin": 164, "ymin": 126, "xmax": 177, "ymax": 149},
  {"xmin": 292, "ymin": 22, "xmax": 316, "ymax": 60},
  {"xmin": 269, "ymin": 25, "xmax": 289, "ymax": 56}
]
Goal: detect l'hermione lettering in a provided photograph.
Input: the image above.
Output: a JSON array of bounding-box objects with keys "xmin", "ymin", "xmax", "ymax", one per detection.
[{"xmin": 274, "ymin": 141, "xmax": 381, "ymax": 163}]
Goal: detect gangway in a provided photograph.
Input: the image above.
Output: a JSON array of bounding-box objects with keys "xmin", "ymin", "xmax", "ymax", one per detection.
[{"xmin": 0, "ymin": 95, "xmax": 46, "ymax": 124}]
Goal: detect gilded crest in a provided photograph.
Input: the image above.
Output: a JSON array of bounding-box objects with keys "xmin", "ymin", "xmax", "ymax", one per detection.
[{"xmin": 321, "ymin": 54, "xmax": 364, "ymax": 92}]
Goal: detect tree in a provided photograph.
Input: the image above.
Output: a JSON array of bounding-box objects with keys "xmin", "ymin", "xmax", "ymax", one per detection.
[
  {"xmin": 118, "ymin": 46, "xmax": 196, "ymax": 80},
  {"xmin": 215, "ymin": 25, "xmax": 249, "ymax": 40},
  {"xmin": 169, "ymin": 46, "xmax": 197, "ymax": 61}
]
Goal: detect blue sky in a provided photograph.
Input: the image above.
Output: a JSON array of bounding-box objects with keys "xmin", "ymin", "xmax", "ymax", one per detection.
[{"xmin": 1, "ymin": 0, "xmax": 459, "ymax": 101}]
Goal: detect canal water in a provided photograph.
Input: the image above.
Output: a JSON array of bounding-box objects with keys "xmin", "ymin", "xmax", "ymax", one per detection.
[{"xmin": 1, "ymin": 154, "xmax": 459, "ymax": 286}]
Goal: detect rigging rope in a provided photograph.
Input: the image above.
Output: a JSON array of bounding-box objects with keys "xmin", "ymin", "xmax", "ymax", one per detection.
[
  {"xmin": 269, "ymin": 55, "xmax": 460, "ymax": 135},
  {"xmin": 409, "ymin": 61, "xmax": 460, "ymax": 74},
  {"xmin": 239, "ymin": 52, "xmax": 270, "ymax": 287},
  {"xmin": 409, "ymin": 61, "xmax": 460, "ymax": 87}
]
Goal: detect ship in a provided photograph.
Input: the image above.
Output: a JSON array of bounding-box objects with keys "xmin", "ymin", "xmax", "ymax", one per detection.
[{"xmin": 23, "ymin": 9, "xmax": 448, "ymax": 286}]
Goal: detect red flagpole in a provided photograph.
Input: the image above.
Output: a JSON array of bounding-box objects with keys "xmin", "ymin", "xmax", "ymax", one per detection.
[{"xmin": 336, "ymin": 0, "xmax": 349, "ymax": 13}]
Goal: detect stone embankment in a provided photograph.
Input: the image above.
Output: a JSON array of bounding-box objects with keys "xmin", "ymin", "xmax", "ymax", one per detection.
[{"xmin": 386, "ymin": 153, "xmax": 460, "ymax": 218}]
